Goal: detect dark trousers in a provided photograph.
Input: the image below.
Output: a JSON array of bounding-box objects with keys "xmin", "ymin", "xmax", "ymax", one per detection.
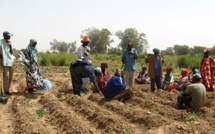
[
  {"xmin": 70, "ymin": 65, "xmax": 83, "ymax": 96},
  {"xmin": 150, "ymin": 76, "xmax": 161, "ymax": 92},
  {"xmin": 177, "ymin": 95, "xmax": 191, "ymax": 109}
]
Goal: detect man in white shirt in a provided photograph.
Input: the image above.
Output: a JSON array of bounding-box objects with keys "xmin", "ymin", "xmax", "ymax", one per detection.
[
  {"xmin": 77, "ymin": 36, "xmax": 92, "ymax": 64},
  {"xmin": 0, "ymin": 31, "xmax": 15, "ymax": 95}
]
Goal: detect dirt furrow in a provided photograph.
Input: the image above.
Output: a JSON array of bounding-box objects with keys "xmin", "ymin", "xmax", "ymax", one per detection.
[
  {"xmin": 39, "ymin": 93, "xmax": 96, "ymax": 134},
  {"xmin": 87, "ymin": 93, "xmax": 173, "ymax": 129},
  {"xmin": 11, "ymin": 96, "xmax": 50, "ymax": 134},
  {"xmin": 64, "ymin": 93, "xmax": 143, "ymax": 134},
  {"xmin": 0, "ymin": 96, "xmax": 14, "ymax": 134}
]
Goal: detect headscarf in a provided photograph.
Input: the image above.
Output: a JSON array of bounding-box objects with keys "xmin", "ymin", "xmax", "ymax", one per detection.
[
  {"xmin": 81, "ymin": 36, "xmax": 91, "ymax": 43},
  {"xmin": 166, "ymin": 66, "xmax": 172, "ymax": 72},
  {"xmin": 101, "ymin": 63, "xmax": 108, "ymax": 68},
  {"xmin": 204, "ymin": 48, "xmax": 210, "ymax": 53},
  {"xmin": 181, "ymin": 68, "xmax": 189, "ymax": 76},
  {"xmin": 27, "ymin": 39, "xmax": 38, "ymax": 63}
]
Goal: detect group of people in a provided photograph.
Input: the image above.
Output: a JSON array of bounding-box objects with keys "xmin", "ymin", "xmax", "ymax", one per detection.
[
  {"xmin": 70, "ymin": 35, "xmax": 215, "ymax": 110},
  {"xmin": 0, "ymin": 31, "xmax": 213, "ymax": 110},
  {"xmin": 0, "ymin": 31, "xmax": 52, "ymax": 96}
]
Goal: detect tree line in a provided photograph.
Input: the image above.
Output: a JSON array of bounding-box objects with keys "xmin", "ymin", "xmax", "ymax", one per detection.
[
  {"xmin": 49, "ymin": 27, "xmax": 148, "ymax": 54},
  {"xmin": 48, "ymin": 27, "xmax": 214, "ymax": 56}
]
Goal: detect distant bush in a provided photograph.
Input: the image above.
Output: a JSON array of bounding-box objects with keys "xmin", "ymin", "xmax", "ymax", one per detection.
[
  {"xmin": 177, "ymin": 56, "xmax": 201, "ymax": 69},
  {"xmin": 40, "ymin": 56, "xmax": 51, "ymax": 66}
]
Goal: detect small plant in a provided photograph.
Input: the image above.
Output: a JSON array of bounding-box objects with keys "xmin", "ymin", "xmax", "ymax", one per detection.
[
  {"xmin": 122, "ymin": 129, "xmax": 130, "ymax": 134},
  {"xmin": 36, "ymin": 108, "xmax": 45, "ymax": 118},
  {"xmin": 165, "ymin": 111, "xmax": 171, "ymax": 118},
  {"xmin": 56, "ymin": 92, "xmax": 62, "ymax": 98},
  {"xmin": 24, "ymin": 98, "xmax": 31, "ymax": 103},
  {"xmin": 185, "ymin": 112, "xmax": 198, "ymax": 121}
]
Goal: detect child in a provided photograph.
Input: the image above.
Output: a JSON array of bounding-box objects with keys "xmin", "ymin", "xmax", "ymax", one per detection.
[{"xmin": 162, "ymin": 66, "xmax": 174, "ymax": 91}]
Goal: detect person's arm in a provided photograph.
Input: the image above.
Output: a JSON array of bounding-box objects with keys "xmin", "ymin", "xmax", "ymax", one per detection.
[
  {"xmin": 77, "ymin": 47, "xmax": 84, "ymax": 60},
  {"xmin": 93, "ymin": 81, "xmax": 104, "ymax": 96},
  {"xmin": 129, "ymin": 48, "xmax": 138, "ymax": 60}
]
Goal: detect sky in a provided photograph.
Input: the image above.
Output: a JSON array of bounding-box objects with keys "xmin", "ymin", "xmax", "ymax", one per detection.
[{"xmin": 0, "ymin": 0, "xmax": 215, "ymax": 53}]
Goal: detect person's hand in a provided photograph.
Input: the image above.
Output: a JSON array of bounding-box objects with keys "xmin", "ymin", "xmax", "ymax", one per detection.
[
  {"xmin": 84, "ymin": 52, "xmax": 89, "ymax": 56},
  {"xmin": 129, "ymin": 51, "xmax": 134, "ymax": 55}
]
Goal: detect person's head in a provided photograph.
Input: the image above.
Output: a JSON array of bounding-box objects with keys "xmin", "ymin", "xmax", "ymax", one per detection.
[
  {"xmin": 191, "ymin": 67, "xmax": 200, "ymax": 74},
  {"xmin": 30, "ymin": 39, "xmax": 37, "ymax": 48},
  {"xmin": 127, "ymin": 43, "xmax": 132, "ymax": 51},
  {"xmin": 142, "ymin": 66, "xmax": 147, "ymax": 72},
  {"xmin": 181, "ymin": 68, "xmax": 189, "ymax": 77},
  {"xmin": 94, "ymin": 67, "xmax": 102, "ymax": 76},
  {"xmin": 166, "ymin": 66, "xmax": 172, "ymax": 74},
  {"xmin": 3, "ymin": 31, "xmax": 13, "ymax": 40},
  {"xmin": 81, "ymin": 36, "xmax": 91, "ymax": 46},
  {"xmin": 153, "ymin": 48, "xmax": 160, "ymax": 55},
  {"xmin": 100, "ymin": 63, "xmax": 108, "ymax": 72},
  {"xmin": 114, "ymin": 68, "xmax": 121, "ymax": 77},
  {"xmin": 192, "ymin": 73, "xmax": 202, "ymax": 83},
  {"xmin": 204, "ymin": 48, "xmax": 210, "ymax": 58}
]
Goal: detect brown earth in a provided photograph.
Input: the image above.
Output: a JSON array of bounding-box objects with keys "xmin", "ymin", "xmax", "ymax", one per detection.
[{"xmin": 0, "ymin": 65, "xmax": 215, "ymax": 134}]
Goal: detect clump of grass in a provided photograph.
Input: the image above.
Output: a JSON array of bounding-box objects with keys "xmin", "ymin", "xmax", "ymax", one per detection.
[
  {"xmin": 185, "ymin": 112, "xmax": 198, "ymax": 121},
  {"xmin": 56, "ymin": 92, "xmax": 62, "ymax": 98},
  {"xmin": 121, "ymin": 129, "xmax": 130, "ymax": 134},
  {"xmin": 24, "ymin": 98, "xmax": 31, "ymax": 103},
  {"xmin": 36, "ymin": 107, "xmax": 45, "ymax": 119}
]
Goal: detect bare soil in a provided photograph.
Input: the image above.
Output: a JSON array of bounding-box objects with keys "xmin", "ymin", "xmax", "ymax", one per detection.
[{"xmin": 0, "ymin": 65, "xmax": 215, "ymax": 134}]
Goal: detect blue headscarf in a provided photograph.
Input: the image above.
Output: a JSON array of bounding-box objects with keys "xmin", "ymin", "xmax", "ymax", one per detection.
[{"xmin": 27, "ymin": 39, "xmax": 38, "ymax": 62}]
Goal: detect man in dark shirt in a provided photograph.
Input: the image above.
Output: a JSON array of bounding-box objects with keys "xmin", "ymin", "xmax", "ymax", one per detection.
[{"xmin": 70, "ymin": 59, "xmax": 103, "ymax": 96}]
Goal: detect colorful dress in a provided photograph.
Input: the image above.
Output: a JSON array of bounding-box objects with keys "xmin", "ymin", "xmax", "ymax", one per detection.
[{"xmin": 200, "ymin": 57, "xmax": 215, "ymax": 91}]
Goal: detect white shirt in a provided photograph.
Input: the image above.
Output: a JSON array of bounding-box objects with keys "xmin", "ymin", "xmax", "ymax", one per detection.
[
  {"xmin": 77, "ymin": 45, "xmax": 91, "ymax": 63},
  {"xmin": 0, "ymin": 39, "xmax": 15, "ymax": 66}
]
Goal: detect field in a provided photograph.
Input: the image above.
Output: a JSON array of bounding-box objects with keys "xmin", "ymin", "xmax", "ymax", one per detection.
[{"xmin": 1, "ymin": 60, "xmax": 215, "ymax": 134}]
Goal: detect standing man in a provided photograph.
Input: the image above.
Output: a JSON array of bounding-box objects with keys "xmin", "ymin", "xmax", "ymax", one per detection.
[
  {"xmin": 0, "ymin": 31, "xmax": 15, "ymax": 95},
  {"xmin": 200, "ymin": 48, "xmax": 215, "ymax": 92},
  {"xmin": 122, "ymin": 42, "xmax": 138, "ymax": 88},
  {"xmin": 77, "ymin": 36, "xmax": 92, "ymax": 64},
  {"xmin": 177, "ymin": 73, "xmax": 206, "ymax": 109},
  {"xmin": 145, "ymin": 48, "xmax": 164, "ymax": 92}
]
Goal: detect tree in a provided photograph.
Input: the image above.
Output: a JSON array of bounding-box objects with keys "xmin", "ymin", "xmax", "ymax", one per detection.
[
  {"xmin": 115, "ymin": 28, "xmax": 148, "ymax": 54},
  {"xmin": 161, "ymin": 47, "xmax": 174, "ymax": 55},
  {"xmin": 49, "ymin": 39, "xmax": 77, "ymax": 53},
  {"xmin": 81, "ymin": 27, "xmax": 113, "ymax": 54},
  {"xmin": 107, "ymin": 47, "xmax": 122, "ymax": 55},
  {"xmin": 190, "ymin": 46, "xmax": 205, "ymax": 56},
  {"xmin": 173, "ymin": 45, "xmax": 190, "ymax": 55}
]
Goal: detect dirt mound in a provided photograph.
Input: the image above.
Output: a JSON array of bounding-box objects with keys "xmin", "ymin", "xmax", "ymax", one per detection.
[{"xmin": 1, "ymin": 66, "xmax": 215, "ymax": 133}]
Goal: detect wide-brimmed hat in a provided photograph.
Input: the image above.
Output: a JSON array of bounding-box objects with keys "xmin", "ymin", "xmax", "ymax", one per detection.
[{"xmin": 81, "ymin": 36, "xmax": 91, "ymax": 43}]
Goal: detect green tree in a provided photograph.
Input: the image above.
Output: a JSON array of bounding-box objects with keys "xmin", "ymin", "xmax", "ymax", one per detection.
[
  {"xmin": 173, "ymin": 45, "xmax": 190, "ymax": 55},
  {"xmin": 161, "ymin": 47, "xmax": 174, "ymax": 55},
  {"xmin": 115, "ymin": 28, "xmax": 148, "ymax": 54},
  {"xmin": 107, "ymin": 47, "xmax": 122, "ymax": 55},
  {"xmin": 81, "ymin": 27, "xmax": 113, "ymax": 54},
  {"xmin": 191, "ymin": 46, "xmax": 205, "ymax": 55},
  {"xmin": 49, "ymin": 39, "xmax": 77, "ymax": 53}
]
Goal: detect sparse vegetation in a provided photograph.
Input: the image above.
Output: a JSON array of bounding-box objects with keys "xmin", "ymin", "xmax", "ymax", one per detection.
[
  {"xmin": 185, "ymin": 112, "xmax": 199, "ymax": 121},
  {"xmin": 36, "ymin": 108, "xmax": 45, "ymax": 119}
]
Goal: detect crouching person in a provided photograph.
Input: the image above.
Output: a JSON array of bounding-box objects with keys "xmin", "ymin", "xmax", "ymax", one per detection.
[
  {"xmin": 177, "ymin": 74, "xmax": 206, "ymax": 109},
  {"xmin": 70, "ymin": 59, "xmax": 103, "ymax": 96},
  {"xmin": 105, "ymin": 69, "xmax": 133, "ymax": 102}
]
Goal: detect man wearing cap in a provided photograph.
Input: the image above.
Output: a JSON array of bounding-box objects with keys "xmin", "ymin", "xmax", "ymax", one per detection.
[
  {"xmin": 177, "ymin": 73, "xmax": 206, "ymax": 109},
  {"xmin": 0, "ymin": 31, "xmax": 15, "ymax": 95},
  {"xmin": 121, "ymin": 42, "xmax": 138, "ymax": 88},
  {"xmin": 77, "ymin": 36, "xmax": 92, "ymax": 64},
  {"xmin": 200, "ymin": 48, "xmax": 215, "ymax": 92},
  {"xmin": 145, "ymin": 48, "xmax": 164, "ymax": 92}
]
